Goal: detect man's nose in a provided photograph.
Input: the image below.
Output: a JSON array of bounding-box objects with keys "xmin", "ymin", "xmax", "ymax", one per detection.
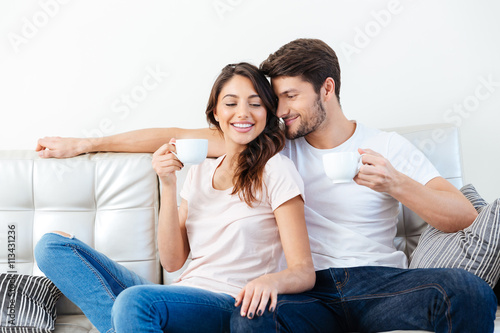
[{"xmin": 276, "ymin": 101, "xmax": 288, "ymax": 118}]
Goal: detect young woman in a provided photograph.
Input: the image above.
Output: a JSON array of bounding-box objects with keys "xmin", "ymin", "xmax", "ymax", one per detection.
[{"xmin": 35, "ymin": 62, "xmax": 314, "ymax": 333}]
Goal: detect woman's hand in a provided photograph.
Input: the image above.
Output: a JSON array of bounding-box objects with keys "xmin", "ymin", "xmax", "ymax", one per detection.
[
  {"xmin": 152, "ymin": 139, "xmax": 183, "ymax": 186},
  {"xmin": 235, "ymin": 274, "xmax": 279, "ymax": 319}
]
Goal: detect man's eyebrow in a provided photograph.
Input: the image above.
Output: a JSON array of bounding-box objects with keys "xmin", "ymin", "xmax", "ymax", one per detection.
[{"xmin": 278, "ymin": 89, "xmax": 299, "ymax": 96}]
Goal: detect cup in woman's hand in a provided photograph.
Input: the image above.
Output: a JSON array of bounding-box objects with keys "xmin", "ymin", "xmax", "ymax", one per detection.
[
  {"xmin": 172, "ymin": 139, "xmax": 208, "ymax": 165},
  {"xmin": 322, "ymin": 152, "xmax": 362, "ymax": 184}
]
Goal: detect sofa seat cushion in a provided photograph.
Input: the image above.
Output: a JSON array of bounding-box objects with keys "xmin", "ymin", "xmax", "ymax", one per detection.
[{"xmin": 53, "ymin": 315, "xmax": 98, "ymax": 333}]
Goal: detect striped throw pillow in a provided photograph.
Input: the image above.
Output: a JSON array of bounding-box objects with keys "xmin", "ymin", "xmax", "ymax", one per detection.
[
  {"xmin": 0, "ymin": 274, "xmax": 61, "ymax": 333},
  {"xmin": 409, "ymin": 184, "xmax": 500, "ymax": 287}
]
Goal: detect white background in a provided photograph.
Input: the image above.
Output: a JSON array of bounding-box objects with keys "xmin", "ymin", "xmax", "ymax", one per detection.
[{"xmin": 1, "ymin": 0, "xmax": 499, "ymax": 201}]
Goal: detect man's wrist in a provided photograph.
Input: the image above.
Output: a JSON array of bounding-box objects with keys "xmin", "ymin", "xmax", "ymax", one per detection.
[{"xmin": 78, "ymin": 137, "xmax": 99, "ymax": 154}]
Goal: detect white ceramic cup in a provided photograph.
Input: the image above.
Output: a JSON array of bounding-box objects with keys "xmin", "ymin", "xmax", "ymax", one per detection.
[
  {"xmin": 172, "ymin": 139, "xmax": 208, "ymax": 165},
  {"xmin": 322, "ymin": 152, "xmax": 363, "ymax": 183}
]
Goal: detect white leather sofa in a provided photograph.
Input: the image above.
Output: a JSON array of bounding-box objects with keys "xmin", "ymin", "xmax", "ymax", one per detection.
[{"xmin": 0, "ymin": 124, "xmax": 498, "ymax": 333}]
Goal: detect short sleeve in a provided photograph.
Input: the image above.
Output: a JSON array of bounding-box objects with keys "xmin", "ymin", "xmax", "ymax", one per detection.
[
  {"xmin": 386, "ymin": 132, "xmax": 441, "ymax": 186},
  {"xmin": 264, "ymin": 155, "xmax": 305, "ymax": 211}
]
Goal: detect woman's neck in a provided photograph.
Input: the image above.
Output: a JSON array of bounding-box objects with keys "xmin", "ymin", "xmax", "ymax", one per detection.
[{"xmin": 212, "ymin": 144, "xmax": 242, "ymax": 191}]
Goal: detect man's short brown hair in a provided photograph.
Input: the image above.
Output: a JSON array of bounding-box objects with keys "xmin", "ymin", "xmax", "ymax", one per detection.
[{"xmin": 260, "ymin": 38, "xmax": 341, "ymax": 103}]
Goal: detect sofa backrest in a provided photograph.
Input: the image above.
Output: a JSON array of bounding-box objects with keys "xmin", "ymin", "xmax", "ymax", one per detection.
[
  {"xmin": 389, "ymin": 124, "xmax": 464, "ymax": 257},
  {"xmin": 0, "ymin": 124, "xmax": 464, "ymax": 313},
  {"xmin": 0, "ymin": 152, "xmax": 161, "ymax": 283}
]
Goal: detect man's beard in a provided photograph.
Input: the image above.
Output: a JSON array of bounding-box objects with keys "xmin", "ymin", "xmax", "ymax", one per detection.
[{"xmin": 285, "ymin": 96, "xmax": 326, "ymax": 140}]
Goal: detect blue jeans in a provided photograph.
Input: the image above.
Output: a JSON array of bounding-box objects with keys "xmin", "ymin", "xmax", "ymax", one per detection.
[
  {"xmin": 35, "ymin": 233, "xmax": 234, "ymax": 333},
  {"xmin": 231, "ymin": 266, "xmax": 497, "ymax": 333}
]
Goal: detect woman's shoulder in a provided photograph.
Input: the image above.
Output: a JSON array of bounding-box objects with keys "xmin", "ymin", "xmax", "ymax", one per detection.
[
  {"xmin": 264, "ymin": 154, "xmax": 302, "ymax": 183},
  {"xmin": 265, "ymin": 153, "xmax": 296, "ymax": 170}
]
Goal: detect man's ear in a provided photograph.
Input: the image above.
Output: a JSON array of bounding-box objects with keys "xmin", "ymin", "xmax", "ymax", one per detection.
[{"xmin": 322, "ymin": 77, "xmax": 336, "ymax": 102}]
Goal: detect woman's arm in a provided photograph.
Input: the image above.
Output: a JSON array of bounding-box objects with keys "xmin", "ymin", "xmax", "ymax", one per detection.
[
  {"xmin": 36, "ymin": 127, "xmax": 226, "ymax": 158},
  {"xmin": 235, "ymin": 195, "xmax": 315, "ymax": 319},
  {"xmin": 152, "ymin": 142, "xmax": 190, "ymax": 272}
]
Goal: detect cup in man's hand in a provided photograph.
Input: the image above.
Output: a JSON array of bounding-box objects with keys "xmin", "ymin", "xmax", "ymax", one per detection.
[{"xmin": 322, "ymin": 152, "xmax": 363, "ymax": 184}]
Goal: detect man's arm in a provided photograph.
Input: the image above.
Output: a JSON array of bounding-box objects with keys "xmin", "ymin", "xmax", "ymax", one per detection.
[
  {"xmin": 355, "ymin": 148, "xmax": 477, "ymax": 233},
  {"xmin": 36, "ymin": 127, "xmax": 226, "ymax": 159}
]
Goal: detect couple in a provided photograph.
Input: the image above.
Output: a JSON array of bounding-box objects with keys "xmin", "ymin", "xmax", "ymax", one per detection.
[{"xmin": 35, "ymin": 39, "xmax": 496, "ymax": 332}]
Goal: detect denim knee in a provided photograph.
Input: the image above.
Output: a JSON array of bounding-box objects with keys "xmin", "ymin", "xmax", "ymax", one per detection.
[
  {"xmin": 230, "ymin": 309, "xmax": 273, "ymax": 333},
  {"xmin": 111, "ymin": 286, "xmax": 148, "ymax": 322},
  {"xmin": 436, "ymin": 269, "xmax": 497, "ymax": 316},
  {"xmin": 34, "ymin": 232, "xmax": 68, "ymax": 271}
]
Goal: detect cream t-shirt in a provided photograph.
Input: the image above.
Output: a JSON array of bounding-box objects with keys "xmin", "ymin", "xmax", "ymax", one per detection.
[
  {"xmin": 280, "ymin": 122, "xmax": 441, "ymax": 270},
  {"xmin": 174, "ymin": 154, "xmax": 304, "ymax": 297}
]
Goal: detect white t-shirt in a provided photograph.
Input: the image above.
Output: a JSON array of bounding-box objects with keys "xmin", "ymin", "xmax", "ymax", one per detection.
[
  {"xmin": 174, "ymin": 154, "xmax": 304, "ymax": 297},
  {"xmin": 280, "ymin": 122, "xmax": 440, "ymax": 269}
]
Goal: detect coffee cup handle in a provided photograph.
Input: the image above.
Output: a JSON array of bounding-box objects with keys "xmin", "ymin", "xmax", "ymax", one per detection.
[
  {"xmin": 169, "ymin": 143, "xmax": 184, "ymax": 166},
  {"xmin": 356, "ymin": 154, "xmax": 365, "ymax": 175}
]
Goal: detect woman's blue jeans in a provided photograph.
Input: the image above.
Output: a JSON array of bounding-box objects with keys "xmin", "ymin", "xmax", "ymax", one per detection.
[
  {"xmin": 35, "ymin": 233, "xmax": 234, "ymax": 333},
  {"xmin": 231, "ymin": 266, "xmax": 497, "ymax": 332}
]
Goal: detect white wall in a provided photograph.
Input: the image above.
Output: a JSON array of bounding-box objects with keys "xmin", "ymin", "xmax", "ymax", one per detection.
[{"xmin": 1, "ymin": 0, "xmax": 499, "ymax": 201}]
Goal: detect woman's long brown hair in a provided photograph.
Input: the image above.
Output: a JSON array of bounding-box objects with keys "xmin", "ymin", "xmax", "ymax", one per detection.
[{"xmin": 205, "ymin": 62, "xmax": 285, "ymax": 207}]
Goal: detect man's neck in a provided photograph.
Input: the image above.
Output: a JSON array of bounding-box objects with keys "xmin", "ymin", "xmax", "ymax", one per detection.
[{"xmin": 304, "ymin": 111, "xmax": 356, "ymax": 150}]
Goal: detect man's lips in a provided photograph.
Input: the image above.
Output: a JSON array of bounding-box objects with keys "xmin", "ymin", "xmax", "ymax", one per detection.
[{"xmin": 283, "ymin": 115, "xmax": 299, "ymax": 126}]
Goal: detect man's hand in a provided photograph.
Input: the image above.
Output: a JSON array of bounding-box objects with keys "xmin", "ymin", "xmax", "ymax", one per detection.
[
  {"xmin": 354, "ymin": 148, "xmax": 402, "ymax": 194},
  {"xmin": 36, "ymin": 137, "xmax": 94, "ymax": 158}
]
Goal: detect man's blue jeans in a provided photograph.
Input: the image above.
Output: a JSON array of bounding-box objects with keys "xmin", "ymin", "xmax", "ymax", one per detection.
[
  {"xmin": 35, "ymin": 233, "xmax": 235, "ymax": 333},
  {"xmin": 231, "ymin": 266, "xmax": 497, "ymax": 332}
]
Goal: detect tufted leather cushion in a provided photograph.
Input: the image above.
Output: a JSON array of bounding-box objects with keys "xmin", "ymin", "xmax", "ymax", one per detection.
[{"xmin": 0, "ymin": 151, "xmax": 161, "ymax": 322}]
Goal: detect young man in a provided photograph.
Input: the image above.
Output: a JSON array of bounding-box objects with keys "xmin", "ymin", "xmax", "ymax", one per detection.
[{"xmin": 37, "ymin": 39, "xmax": 496, "ymax": 332}]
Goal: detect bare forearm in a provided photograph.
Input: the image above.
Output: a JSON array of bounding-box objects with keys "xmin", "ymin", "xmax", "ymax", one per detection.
[
  {"xmin": 90, "ymin": 128, "xmax": 179, "ymax": 153},
  {"xmin": 157, "ymin": 185, "xmax": 189, "ymax": 271},
  {"xmin": 37, "ymin": 127, "xmax": 225, "ymax": 158},
  {"xmin": 390, "ymin": 175, "xmax": 477, "ymax": 232},
  {"xmin": 267, "ymin": 263, "xmax": 315, "ymax": 294}
]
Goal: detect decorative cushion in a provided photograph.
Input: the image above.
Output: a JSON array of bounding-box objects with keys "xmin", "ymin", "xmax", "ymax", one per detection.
[
  {"xmin": 0, "ymin": 274, "xmax": 61, "ymax": 332},
  {"xmin": 409, "ymin": 184, "xmax": 500, "ymax": 288}
]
